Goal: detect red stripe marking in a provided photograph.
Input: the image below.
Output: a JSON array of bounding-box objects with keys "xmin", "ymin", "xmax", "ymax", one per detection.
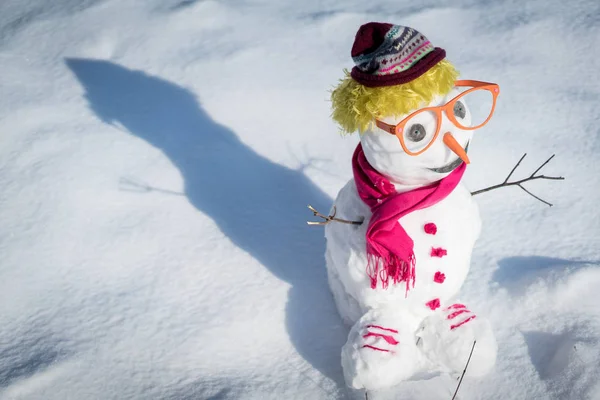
[
  {"xmin": 447, "ymin": 309, "xmax": 470, "ymax": 320},
  {"xmin": 362, "ymin": 344, "xmax": 389, "ymax": 352},
  {"xmin": 446, "ymin": 303, "xmax": 466, "ymax": 310},
  {"xmin": 450, "ymin": 315, "xmax": 477, "ymax": 330},
  {"xmin": 363, "ymin": 332, "xmax": 399, "ymax": 345},
  {"xmin": 366, "ymin": 325, "xmax": 398, "ymax": 333}
]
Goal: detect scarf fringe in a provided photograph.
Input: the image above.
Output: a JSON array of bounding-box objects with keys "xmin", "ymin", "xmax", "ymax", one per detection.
[{"xmin": 366, "ymin": 251, "xmax": 416, "ymax": 295}]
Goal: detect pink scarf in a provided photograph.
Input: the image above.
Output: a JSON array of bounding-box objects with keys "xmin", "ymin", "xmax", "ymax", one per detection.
[{"xmin": 352, "ymin": 144, "xmax": 466, "ymax": 292}]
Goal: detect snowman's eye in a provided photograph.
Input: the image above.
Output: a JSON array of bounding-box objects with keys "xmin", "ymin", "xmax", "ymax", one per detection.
[
  {"xmin": 406, "ymin": 124, "xmax": 426, "ymax": 142},
  {"xmin": 453, "ymin": 101, "xmax": 466, "ymax": 119}
]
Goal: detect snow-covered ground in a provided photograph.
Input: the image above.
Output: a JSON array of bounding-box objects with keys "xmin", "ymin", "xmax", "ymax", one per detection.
[{"xmin": 1, "ymin": 0, "xmax": 599, "ymax": 399}]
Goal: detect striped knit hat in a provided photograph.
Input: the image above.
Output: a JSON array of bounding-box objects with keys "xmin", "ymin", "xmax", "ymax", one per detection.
[{"xmin": 350, "ymin": 22, "xmax": 446, "ymax": 87}]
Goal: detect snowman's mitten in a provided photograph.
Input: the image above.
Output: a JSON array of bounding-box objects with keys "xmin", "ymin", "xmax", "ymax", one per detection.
[
  {"xmin": 341, "ymin": 308, "xmax": 424, "ymax": 390},
  {"xmin": 416, "ymin": 303, "xmax": 497, "ymax": 377}
]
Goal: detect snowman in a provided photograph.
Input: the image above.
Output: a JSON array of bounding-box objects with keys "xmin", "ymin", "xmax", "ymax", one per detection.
[{"xmin": 322, "ymin": 23, "xmax": 501, "ymax": 391}]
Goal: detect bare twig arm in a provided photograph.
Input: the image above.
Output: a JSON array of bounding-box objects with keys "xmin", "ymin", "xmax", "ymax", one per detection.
[
  {"xmin": 307, "ymin": 205, "xmax": 364, "ymax": 226},
  {"xmin": 470, "ymin": 182, "xmax": 507, "ymax": 196},
  {"xmin": 471, "ymin": 153, "xmax": 565, "ymax": 206}
]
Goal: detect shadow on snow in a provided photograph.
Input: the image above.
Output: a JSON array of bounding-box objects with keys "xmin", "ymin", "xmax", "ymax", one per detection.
[
  {"xmin": 65, "ymin": 58, "xmax": 347, "ymax": 392},
  {"xmin": 493, "ymin": 255, "xmax": 599, "ymax": 296}
]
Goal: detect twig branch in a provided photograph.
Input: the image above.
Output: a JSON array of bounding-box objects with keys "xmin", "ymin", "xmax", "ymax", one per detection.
[
  {"xmin": 518, "ymin": 184, "xmax": 552, "ymax": 207},
  {"xmin": 306, "ymin": 205, "xmax": 364, "ymax": 226},
  {"xmin": 531, "ymin": 154, "xmax": 556, "ymax": 177},
  {"xmin": 471, "ymin": 154, "xmax": 564, "ymax": 206},
  {"xmin": 503, "ymin": 153, "xmax": 527, "ymax": 183},
  {"xmin": 119, "ymin": 177, "xmax": 184, "ymax": 196},
  {"xmin": 451, "ymin": 340, "xmax": 477, "ymax": 400}
]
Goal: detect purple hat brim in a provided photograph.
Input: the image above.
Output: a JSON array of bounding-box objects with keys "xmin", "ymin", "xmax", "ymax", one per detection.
[{"xmin": 350, "ymin": 47, "xmax": 446, "ymax": 88}]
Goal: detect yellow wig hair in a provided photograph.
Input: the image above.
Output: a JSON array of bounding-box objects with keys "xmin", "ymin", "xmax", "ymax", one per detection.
[{"xmin": 330, "ymin": 60, "xmax": 459, "ymax": 134}]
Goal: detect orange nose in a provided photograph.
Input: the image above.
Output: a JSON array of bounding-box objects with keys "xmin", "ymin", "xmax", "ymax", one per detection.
[{"xmin": 443, "ymin": 132, "xmax": 470, "ymax": 164}]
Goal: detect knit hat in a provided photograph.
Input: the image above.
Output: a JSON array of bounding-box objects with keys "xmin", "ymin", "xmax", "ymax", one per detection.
[{"xmin": 350, "ymin": 22, "xmax": 446, "ymax": 87}]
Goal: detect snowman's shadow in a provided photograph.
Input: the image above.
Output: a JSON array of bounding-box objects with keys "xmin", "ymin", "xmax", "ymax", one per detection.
[{"xmin": 65, "ymin": 59, "xmax": 347, "ymax": 390}]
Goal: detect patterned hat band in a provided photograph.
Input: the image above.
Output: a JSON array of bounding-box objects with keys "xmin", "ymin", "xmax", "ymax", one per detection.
[{"xmin": 349, "ymin": 23, "xmax": 446, "ymax": 87}]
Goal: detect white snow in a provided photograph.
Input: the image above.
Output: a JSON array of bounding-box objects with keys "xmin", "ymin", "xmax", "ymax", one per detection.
[{"xmin": 0, "ymin": 0, "xmax": 599, "ymax": 399}]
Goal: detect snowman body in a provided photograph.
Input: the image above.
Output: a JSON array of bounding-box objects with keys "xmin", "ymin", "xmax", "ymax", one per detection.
[
  {"xmin": 324, "ymin": 121, "xmax": 497, "ymax": 390},
  {"xmin": 325, "ymin": 178, "xmax": 480, "ymax": 326}
]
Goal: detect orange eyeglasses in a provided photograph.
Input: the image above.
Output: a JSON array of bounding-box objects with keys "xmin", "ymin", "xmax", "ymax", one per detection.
[{"xmin": 375, "ymin": 80, "xmax": 500, "ymax": 156}]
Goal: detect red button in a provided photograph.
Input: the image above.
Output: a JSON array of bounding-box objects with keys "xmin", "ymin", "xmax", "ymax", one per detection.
[
  {"xmin": 424, "ymin": 223, "xmax": 437, "ymax": 235},
  {"xmin": 426, "ymin": 298, "xmax": 441, "ymax": 310},
  {"xmin": 431, "ymin": 247, "xmax": 447, "ymax": 258},
  {"xmin": 434, "ymin": 272, "xmax": 446, "ymax": 283}
]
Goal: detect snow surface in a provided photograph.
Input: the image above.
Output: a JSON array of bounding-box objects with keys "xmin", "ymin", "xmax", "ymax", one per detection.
[{"xmin": 0, "ymin": 0, "xmax": 599, "ymax": 399}]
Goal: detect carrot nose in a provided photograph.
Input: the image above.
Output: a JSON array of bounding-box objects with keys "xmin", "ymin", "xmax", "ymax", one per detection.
[{"xmin": 443, "ymin": 132, "xmax": 470, "ymax": 164}]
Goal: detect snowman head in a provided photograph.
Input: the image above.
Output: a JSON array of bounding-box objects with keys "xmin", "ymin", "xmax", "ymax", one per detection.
[{"xmin": 332, "ymin": 23, "xmax": 499, "ymax": 186}]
